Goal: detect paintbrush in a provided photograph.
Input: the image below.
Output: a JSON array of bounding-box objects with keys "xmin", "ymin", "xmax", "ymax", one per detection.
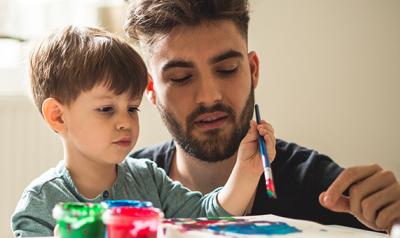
[{"xmin": 255, "ymin": 104, "xmax": 277, "ymax": 199}]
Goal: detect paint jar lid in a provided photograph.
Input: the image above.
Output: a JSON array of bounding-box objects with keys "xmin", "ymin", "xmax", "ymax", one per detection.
[
  {"xmin": 102, "ymin": 200, "xmax": 153, "ymax": 208},
  {"xmin": 103, "ymin": 207, "xmax": 163, "ymax": 226}
]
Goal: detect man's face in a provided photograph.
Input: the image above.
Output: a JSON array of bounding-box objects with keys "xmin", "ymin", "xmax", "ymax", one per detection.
[{"xmin": 147, "ymin": 20, "xmax": 259, "ymax": 162}]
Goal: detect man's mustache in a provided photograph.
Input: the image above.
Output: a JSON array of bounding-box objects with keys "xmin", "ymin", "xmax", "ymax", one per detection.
[{"xmin": 186, "ymin": 103, "xmax": 235, "ymax": 125}]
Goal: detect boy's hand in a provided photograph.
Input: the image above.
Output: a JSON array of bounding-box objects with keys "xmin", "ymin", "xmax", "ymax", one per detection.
[
  {"xmin": 217, "ymin": 120, "xmax": 276, "ymax": 216},
  {"xmin": 319, "ymin": 164, "xmax": 400, "ymax": 232},
  {"xmin": 237, "ymin": 120, "xmax": 276, "ymax": 176}
]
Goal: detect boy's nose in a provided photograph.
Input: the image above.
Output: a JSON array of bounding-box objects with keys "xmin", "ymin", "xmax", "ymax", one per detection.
[
  {"xmin": 116, "ymin": 123, "xmax": 130, "ymax": 130},
  {"xmin": 115, "ymin": 113, "xmax": 132, "ymax": 130}
]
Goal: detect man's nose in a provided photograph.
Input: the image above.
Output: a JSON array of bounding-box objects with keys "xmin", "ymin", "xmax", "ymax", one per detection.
[{"xmin": 195, "ymin": 75, "xmax": 223, "ymax": 105}]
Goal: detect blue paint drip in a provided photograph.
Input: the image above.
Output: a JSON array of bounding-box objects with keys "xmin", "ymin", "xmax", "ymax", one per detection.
[{"xmin": 208, "ymin": 221, "xmax": 301, "ymax": 235}]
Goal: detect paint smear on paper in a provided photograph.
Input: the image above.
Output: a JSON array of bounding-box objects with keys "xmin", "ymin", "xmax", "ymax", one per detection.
[
  {"xmin": 208, "ymin": 221, "xmax": 300, "ymax": 235},
  {"xmin": 164, "ymin": 217, "xmax": 301, "ymax": 236}
]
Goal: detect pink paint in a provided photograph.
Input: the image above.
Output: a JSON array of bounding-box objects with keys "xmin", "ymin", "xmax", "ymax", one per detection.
[
  {"xmin": 103, "ymin": 207, "xmax": 163, "ymax": 238},
  {"xmin": 163, "ymin": 217, "xmax": 238, "ymax": 232},
  {"xmin": 266, "ymin": 178, "xmax": 276, "ymax": 198}
]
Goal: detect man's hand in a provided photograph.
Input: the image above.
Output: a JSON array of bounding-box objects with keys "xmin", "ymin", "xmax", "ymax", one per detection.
[{"xmin": 319, "ymin": 164, "xmax": 400, "ymax": 232}]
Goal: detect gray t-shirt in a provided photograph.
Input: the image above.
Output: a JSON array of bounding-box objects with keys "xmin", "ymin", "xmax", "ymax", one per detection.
[{"xmin": 11, "ymin": 158, "xmax": 229, "ymax": 237}]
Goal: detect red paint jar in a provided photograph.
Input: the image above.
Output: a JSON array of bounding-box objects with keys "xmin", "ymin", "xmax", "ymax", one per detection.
[{"xmin": 103, "ymin": 207, "xmax": 163, "ymax": 238}]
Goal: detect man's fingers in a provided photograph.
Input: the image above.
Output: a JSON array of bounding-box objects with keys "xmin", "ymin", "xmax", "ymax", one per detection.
[
  {"xmin": 376, "ymin": 199, "xmax": 400, "ymax": 230},
  {"xmin": 322, "ymin": 165, "xmax": 400, "ymax": 231},
  {"xmin": 320, "ymin": 191, "xmax": 350, "ymax": 212},
  {"xmin": 348, "ymin": 169, "xmax": 397, "ymax": 218},
  {"xmin": 324, "ymin": 164, "xmax": 382, "ymax": 207},
  {"xmin": 364, "ymin": 182, "xmax": 400, "ymax": 230},
  {"xmin": 360, "ymin": 173, "xmax": 400, "ymax": 222}
]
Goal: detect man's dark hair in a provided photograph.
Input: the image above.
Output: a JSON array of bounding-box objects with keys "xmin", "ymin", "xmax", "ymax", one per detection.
[{"xmin": 125, "ymin": 0, "xmax": 250, "ymax": 46}]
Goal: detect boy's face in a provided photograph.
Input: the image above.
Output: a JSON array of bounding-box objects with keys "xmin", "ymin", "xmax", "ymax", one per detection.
[
  {"xmin": 61, "ymin": 83, "xmax": 141, "ymax": 165},
  {"xmin": 146, "ymin": 20, "xmax": 259, "ymax": 162}
]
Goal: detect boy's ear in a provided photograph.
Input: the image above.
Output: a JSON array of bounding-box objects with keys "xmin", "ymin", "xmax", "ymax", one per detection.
[
  {"xmin": 42, "ymin": 98, "xmax": 66, "ymax": 133},
  {"xmin": 248, "ymin": 51, "xmax": 260, "ymax": 89},
  {"xmin": 145, "ymin": 74, "xmax": 157, "ymax": 105}
]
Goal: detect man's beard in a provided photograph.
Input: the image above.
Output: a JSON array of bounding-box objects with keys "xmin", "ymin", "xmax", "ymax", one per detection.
[{"xmin": 156, "ymin": 89, "xmax": 255, "ymax": 163}]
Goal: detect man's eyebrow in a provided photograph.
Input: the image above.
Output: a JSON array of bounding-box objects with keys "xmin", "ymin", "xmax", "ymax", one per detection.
[
  {"xmin": 210, "ymin": 50, "xmax": 244, "ymax": 64},
  {"xmin": 162, "ymin": 60, "xmax": 194, "ymax": 72}
]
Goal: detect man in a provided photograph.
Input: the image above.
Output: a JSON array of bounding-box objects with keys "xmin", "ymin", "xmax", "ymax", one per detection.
[{"xmin": 125, "ymin": 0, "xmax": 400, "ymax": 232}]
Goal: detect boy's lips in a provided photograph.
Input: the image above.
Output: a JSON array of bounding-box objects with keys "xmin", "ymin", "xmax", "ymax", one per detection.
[
  {"xmin": 193, "ymin": 112, "xmax": 229, "ymax": 130},
  {"xmin": 113, "ymin": 138, "xmax": 132, "ymax": 147}
]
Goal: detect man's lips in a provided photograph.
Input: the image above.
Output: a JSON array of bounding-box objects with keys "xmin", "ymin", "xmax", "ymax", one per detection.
[{"xmin": 193, "ymin": 112, "xmax": 229, "ymax": 130}]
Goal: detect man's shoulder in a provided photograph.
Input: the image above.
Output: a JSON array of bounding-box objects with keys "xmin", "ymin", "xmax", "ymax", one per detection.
[
  {"xmin": 274, "ymin": 139, "xmax": 339, "ymax": 168},
  {"xmin": 275, "ymin": 138, "xmax": 318, "ymax": 157},
  {"xmin": 273, "ymin": 138, "xmax": 343, "ymax": 186},
  {"xmin": 130, "ymin": 140, "xmax": 175, "ymax": 171}
]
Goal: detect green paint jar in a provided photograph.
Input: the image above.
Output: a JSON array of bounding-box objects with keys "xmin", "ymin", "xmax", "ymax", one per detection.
[{"xmin": 53, "ymin": 202, "xmax": 105, "ymax": 238}]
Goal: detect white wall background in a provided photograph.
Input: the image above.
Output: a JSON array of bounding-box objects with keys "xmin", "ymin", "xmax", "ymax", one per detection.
[
  {"xmin": 248, "ymin": 0, "xmax": 400, "ymax": 173},
  {"xmin": 1, "ymin": 0, "xmax": 399, "ymax": 237}
]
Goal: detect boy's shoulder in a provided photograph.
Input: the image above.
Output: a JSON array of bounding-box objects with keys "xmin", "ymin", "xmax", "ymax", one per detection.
[
  {"xmin": 120, "ymin": 157, "xmax": 170, "ymax": 183},
  {"xmin": 121, "ymin": 157, "xmax": 159, "ymax": 173},
  {"xmin": 12, "ymin": 160, "xmax": 71, "ymax": 237},
  {"xmin": 22, "ymin": 160, "xmax": 68, "ymax": 196}
]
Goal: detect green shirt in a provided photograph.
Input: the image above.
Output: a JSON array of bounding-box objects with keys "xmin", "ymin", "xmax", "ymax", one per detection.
[{"xmin": 11, "ymin": 158, "xmax": 229, "ymax": 237}]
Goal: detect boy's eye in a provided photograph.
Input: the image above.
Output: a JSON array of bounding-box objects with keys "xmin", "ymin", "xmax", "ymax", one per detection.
[
  {"xmin": 97, "ymin": 106, "xmax": 114, "ymax": 113},
  {"xmin": 128, "ymin": 107, "xmax": 140, "ymax": 113}
]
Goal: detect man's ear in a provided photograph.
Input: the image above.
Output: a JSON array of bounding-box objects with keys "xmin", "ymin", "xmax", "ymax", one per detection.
[
  {"xmin": 41, "ymin": 98, "xmax": 66, "ymax": 133},
  {"xmin": 248, "ymin": 51, "xmax": 260, "ymax": 89},
  {"xmin": 145, "ymin": 74, "xmax": 157, "ymax": 105}
]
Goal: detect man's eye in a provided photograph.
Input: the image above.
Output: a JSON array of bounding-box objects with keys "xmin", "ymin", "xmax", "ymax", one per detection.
[
  {"xmin": 128, "ymin": 107, "xmax": 140, "ymax": 113},
  {"xmin": 97, "ymin": 106, "xmax": 113, "ymax": 113},
  {"xmin": 217, "ymin": 67, "xmax": 238, "ymax": 74},
  {"xmin": 170, "ymin": 75, "xmax": 191, "ymax": 84}
]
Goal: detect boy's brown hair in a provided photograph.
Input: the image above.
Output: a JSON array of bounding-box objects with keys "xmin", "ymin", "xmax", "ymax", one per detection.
[
  {"xmin": 30, "ymin": 25, "xmax": 148, "ymax": 114},
  {"xmin": 124, "ymin": 0, "xmax": 249, "ymax": 47}
]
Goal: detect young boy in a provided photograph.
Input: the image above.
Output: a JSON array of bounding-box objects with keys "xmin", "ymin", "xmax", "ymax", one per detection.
[{"xmin": 11, "ymin": 25, "xmax": 276, "ymax": 237}]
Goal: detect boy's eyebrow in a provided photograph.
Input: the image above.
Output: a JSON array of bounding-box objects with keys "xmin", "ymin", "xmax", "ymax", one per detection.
[
  {"xmin": 94, "ymin": 95, "xmax": 114, "ymax": 100},
  {"xmin": 210, "ymin": 50, "xmax": 243, "ymax": 64},
  {"xmin": 93, "ymin": 94, "xmax": 142, "ymax": 103}
]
